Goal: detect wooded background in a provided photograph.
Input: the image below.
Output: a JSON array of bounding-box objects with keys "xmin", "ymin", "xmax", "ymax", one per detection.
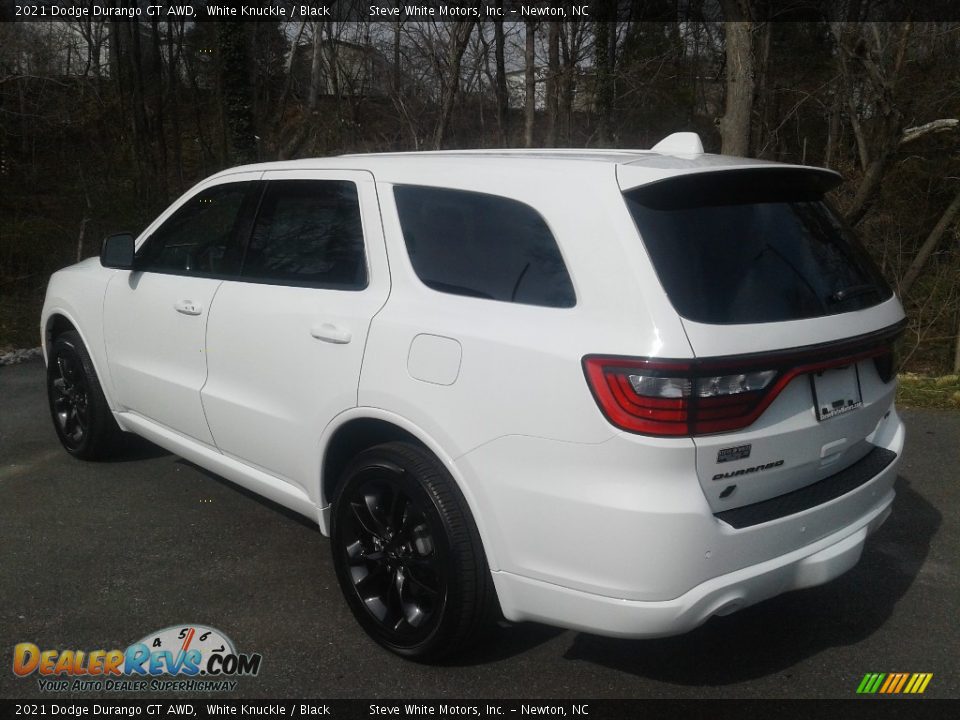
[{"xmin": 1, "ymin": 3, "xmax": 958, "ymax": 374}]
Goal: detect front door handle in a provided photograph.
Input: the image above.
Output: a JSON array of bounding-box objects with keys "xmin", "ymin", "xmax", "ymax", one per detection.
[
  {"xmin": 174, "ymin": 300, "xmax": 202, "ymax": 316},
  {"xmin": 310, "ymin": 322, "xmax": 352, "ymax": 344}
]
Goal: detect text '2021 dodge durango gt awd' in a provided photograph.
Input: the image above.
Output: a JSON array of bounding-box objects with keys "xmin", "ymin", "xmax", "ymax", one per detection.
[{"xmin": 42, "ymin": 133, "xmax": 905, "ymax": 660}]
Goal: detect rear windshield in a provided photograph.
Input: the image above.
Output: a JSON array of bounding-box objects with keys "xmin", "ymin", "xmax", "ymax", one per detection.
[{"xmin": 623, "ymin": 170, "xmax": 892, "ymax": 324}]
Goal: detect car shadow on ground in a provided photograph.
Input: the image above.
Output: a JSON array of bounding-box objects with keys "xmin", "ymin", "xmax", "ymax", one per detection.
[
  {"xmin": 96, "ymin": 433, "xmax": 172, "ymax": 463},
  {"xmin": 558, "ymin": 475, "xmax": 940, "ymax": 685},
  {"xmin": 174, "ymin": 457, "xmax": 325, "ymax": 532}
]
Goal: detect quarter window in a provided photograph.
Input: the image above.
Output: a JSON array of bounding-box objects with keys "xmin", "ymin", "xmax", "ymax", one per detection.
[
  {"xmin": 393, "ymin": 186, "xmax": 575, "ymax": 308},
  {"xmin": 136, "ymin": 182, "xmax": 257, "ymax": 277},
  {"xmin": 241, "ymin": 180, "xmax": 367, "ymax": 289}
]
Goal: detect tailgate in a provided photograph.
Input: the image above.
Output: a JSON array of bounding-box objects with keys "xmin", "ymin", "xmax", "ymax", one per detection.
[
  {"xmin": 687, "ymin": 316, "xmax": 904, "ymax": 513},
  {"xmin": 620, "ymin": 166, "xmax": 906, "ymax": 513}
]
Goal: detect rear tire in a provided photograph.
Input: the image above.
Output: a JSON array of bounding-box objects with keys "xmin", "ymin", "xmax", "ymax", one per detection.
[
  {"xmin": 47, "ymin": 330, "xmax": 123, "ymax": 460},
  {"xmin": 330, "ymin": 441, "xmax": 496, "ymax": 661}
]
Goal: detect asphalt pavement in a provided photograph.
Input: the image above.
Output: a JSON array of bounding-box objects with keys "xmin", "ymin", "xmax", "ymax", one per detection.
[{"xmin": 1, "ymin": 359, "xmax": 957, "ymax": 699}]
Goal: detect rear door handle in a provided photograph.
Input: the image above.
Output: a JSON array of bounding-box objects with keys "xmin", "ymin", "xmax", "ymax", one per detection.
[
  {"xmin": 174, "ymin": 300, "xmax": 203, "ymax": 316},
  {"xmin": 310, "ymin": 322, "xmax": 352, "ymax": 344}
]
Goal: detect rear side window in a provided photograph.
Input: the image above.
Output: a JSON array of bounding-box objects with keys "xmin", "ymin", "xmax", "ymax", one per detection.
[
  {"xmin": 242, "ymin": 180, "xmax": 367, "ymax": 289},
  {"xmin": 393, "ymin": 186, "xmax": 575, "ymax": 308},
  {"xmin": 623, "ymin": 170, "xmax": 892, "ymax": 324}
]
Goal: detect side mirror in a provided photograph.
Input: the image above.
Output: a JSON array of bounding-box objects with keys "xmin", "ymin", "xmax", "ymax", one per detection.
[{"xmin": 100, "ymin": 233, "xmax": 135, "ymax": 269}]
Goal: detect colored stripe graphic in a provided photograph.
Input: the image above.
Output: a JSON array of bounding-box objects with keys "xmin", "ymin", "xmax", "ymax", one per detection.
[
  {"xmin": 893, "ymin": 673, "xmax": 909, "ymax": 693},
  {"xmin": 857, "ymin": 672, "xmax": 933, "ymax": 694}
]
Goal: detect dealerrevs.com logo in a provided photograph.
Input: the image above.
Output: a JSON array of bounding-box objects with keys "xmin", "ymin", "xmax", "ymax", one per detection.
[{"xmin": 13, "ymin": 624, "xmax": 262, "ymax": 693}]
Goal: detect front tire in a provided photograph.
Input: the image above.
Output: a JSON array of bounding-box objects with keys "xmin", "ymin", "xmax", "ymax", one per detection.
[
  {"xmin": 330, "ymin": 442, "xmax": 495, "ymax": 661},
  {"xmin": 47, "ymin": 330, "xmax": 123, "ymax": 460}
]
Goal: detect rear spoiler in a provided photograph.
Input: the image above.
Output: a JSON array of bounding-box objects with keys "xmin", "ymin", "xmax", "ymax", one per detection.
[{"xmin": 617, "ymin": 162, "xmax": 842, "ymax": 198}]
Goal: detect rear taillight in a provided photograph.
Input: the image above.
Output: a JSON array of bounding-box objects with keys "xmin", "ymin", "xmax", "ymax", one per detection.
[
  {"xmin": 873, "ymin": 333, "xmax": 904, "ymax": 384},
  {"xmin": 583, "ymin": 325, "xmax": 904, "ymax": 437},
  {"xmin": 584, "ymin": 358, "xmax": 780, "ymax": 436}
]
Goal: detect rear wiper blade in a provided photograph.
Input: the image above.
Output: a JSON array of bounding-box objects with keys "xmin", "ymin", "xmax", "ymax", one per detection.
[{"xmin": 829, "ymin": 284, "xmax": 879, "ymax": 303}]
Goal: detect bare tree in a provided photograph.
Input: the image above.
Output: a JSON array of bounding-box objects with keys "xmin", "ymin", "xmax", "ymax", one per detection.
[
  {"xmin": 594, "ymin": 13, "xmax": 615, "ymax": 145},
  {"xmin": 433, "ymin": 21, "xmax": 474, "ymax": 149},
  {"xmin": 494, "ymin": 10, "xmax": 509, "ymax": 146},
  {"xmin": 524, "ymin": 21, "xmax": 536, "ymax": 148},
  {"xmin": 900, "ymin": 187, "xmax": 960, "ymax": 296},
  {"xmin": 559, "ymin": 22, "xmax": 589, "ymax": 145},
  {"xmin": 835, "ymin": 21, "xmax": 912, "ymax": 226},
  {"xmin": 545, "ymin": 21, "xmax": 560, "ymax": 147},
  {"xmin": 718, "ymin": 0, "xmax": 755, "ymax": 157}
]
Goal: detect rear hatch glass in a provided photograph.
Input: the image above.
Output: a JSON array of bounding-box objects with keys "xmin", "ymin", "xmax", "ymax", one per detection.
[{"xmin": 623, "ymin": 169, "xmax": 892, "ymax": 325}]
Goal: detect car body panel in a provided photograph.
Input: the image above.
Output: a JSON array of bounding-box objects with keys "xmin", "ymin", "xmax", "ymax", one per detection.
[{"xmin": 200, "ymin": 169, "xmax": 390, "ymax": 500}]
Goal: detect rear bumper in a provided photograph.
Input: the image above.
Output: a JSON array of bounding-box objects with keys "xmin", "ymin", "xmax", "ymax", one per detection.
[
  {"xmin": 459, "ymin": 406, "xmax": 903, "ymax": 637},
  {"xmin": 491, "ymin": 487, "xmax": 892, "ymax": 638}
]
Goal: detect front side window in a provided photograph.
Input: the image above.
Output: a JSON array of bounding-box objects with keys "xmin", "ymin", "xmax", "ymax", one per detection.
[
  {"xmin": 393, "ymin": 186, "xmax": 575, "ymax": 308},
  {"xmin": 136, "ymin": 182, "xmax": 257, "ymax": 276},
  {"xmin": 241, "ymin": 180, "xmax": 367, "ymax": 289}
]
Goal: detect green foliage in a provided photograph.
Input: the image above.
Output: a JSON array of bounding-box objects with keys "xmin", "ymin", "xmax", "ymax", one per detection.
[{"xmin": 897, "ymin": 374, "xmax": 960, "ymax": 409}]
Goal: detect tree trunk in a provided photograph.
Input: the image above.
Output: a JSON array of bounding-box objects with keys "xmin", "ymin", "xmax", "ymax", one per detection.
[
  {"xmin": 494, "ymin": 9, "xmax": 509, "ymax": 146},
  {"xmin": 524, "ymin": 21, "xmax": 536, "ymax": 148},
  {"xmin": 837, "ymin": 21, "xmax": 912, "ymax": 226},
  {"xmin": 150, "ymin": 17, "xmax": 169, "ymax": 202},
  {"xmin": 545, "ymin": 22, "xmax": 560, "ymax": 147},
  {"xmin": 899, "ymin": 186, "xmax": 960, "ymax": 296},
  {"xmin": 394, "ymin": 17, "xmax": 402, "ymax": 94},
  {"xmin": 433, "ymin": 21, "xmax": 474, "ymax": 150},
  {"xmin": 167, "ymin": 20, "xmax": 184, "ymax": 190},
  {"xmin": 218, "ymin": 22, "xmax": 257, "ymax": 165},
  {"xmin": 824, "ymin": 80, "xmax": 842, "ymax": 168},
  {"xmin": 752, "ymin": 17, "xmax": 772, "ymax": 158},
  {"xmin": 275, "ymin": 20, "xmax": 306, "ymax": 130},
  {"xmin": 594, "ymin": 18, "xmax": 612, "ymax": 144},
  {"xmin": 559, "ymin": 23, "xmax": 581, "ymax": 145},
  {"xmin": 308, "ymin": 22, "xmax": 323, "ymax": 110},
  {"xmin": 845, "ymin": 157, "xmax": 890, "ymax": 227},
  {"xmin": 718, "ymin": 5, "xmax": 754, "ymax": 157},
  {"xmin": 954, "ymin": 311, "xmax": 960, "ymax": 374}
]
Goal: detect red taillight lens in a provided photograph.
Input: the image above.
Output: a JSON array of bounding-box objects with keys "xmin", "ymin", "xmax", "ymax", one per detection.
[
  {"xmin": 584, "ymin": 325, "xmax": 903, "ymax": 437},
  {"xmin": 873, "ymin": 334, "xmax": 904, "ymax": 384},
  {"xmin": 584, "ymin": 358, "xmax": 779, "ymax": 436}
]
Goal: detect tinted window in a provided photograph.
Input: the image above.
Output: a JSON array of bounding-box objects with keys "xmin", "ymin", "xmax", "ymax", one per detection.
[
  {"xmin": 241, "ymin": 180, "xmax": 367, "ymax": 289},
  {"xmin": 623, "ymin": 170, "xmax": 892, "ymax": 324},
  {"xmin": 137, "ymin": 182, "xmax": 257, "ymax": 276},
  {"xmin": 393, "ymin": 186, "xmax": 575, "ymax": 308}
]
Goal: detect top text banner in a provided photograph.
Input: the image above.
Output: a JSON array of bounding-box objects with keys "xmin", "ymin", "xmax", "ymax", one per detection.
[{"xmin": 7, "ymin": 0, "xmax": 954, "ymax": 23}]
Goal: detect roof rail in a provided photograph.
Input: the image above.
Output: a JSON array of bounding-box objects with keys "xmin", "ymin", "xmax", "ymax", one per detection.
[{"xmin": 651, "ymin": 132, "xmax": 704, "ymax": 155}]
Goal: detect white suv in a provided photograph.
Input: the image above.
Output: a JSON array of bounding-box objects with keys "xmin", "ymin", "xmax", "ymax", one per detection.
[{"xmin": 42, "ymin": 134, "xmax": 905, "ymax": 660}]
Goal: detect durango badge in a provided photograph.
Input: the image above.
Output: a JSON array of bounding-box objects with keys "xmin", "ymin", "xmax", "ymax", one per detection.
[{"xmin": 713, "ymin": 460, "xmax": 785, "ymax": 481}]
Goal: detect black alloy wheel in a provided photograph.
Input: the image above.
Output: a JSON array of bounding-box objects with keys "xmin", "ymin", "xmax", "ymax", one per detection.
[
  {"xmin": 341, "ymin": 472, "xmax": 446, "ymax": 635},
  {"xmin": 46, "ymin": 330, "xmax": 122, "ymax": 460},
  {"xmin": 50, "ymin": 346, "xmax": 90, "ymax": 450},
  {"xmin": 330, "ymin": 442, "xmax": 495, "ymax": 661}
]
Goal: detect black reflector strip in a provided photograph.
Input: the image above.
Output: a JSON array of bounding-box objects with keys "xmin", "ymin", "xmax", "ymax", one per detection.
[{"xmin": 714, "ymin": 446, "xmax": 897, "ymax": 529}]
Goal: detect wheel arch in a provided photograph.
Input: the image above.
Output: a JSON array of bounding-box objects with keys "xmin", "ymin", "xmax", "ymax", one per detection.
[
  {"xmin": 317, "ymin": 408, "xmax": 500, "ymax": 571},
  {"xmin": 44, "ymin": 313, "xmax": 78, "ymax": 360},
  {"xmin": 43, "ymin": 307, "xmax": 120, "ymax": 415}
]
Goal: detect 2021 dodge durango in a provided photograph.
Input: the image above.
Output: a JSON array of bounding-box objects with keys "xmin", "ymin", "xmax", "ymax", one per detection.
[{"xmin": 42, "ymin": 134, "xmax": 906, "ymax": 660}]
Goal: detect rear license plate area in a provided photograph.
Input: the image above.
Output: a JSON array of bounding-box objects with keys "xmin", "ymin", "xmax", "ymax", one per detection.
[{"xmin": 811, "ymin": 365, "xmax": 862, "ymax": 421}]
